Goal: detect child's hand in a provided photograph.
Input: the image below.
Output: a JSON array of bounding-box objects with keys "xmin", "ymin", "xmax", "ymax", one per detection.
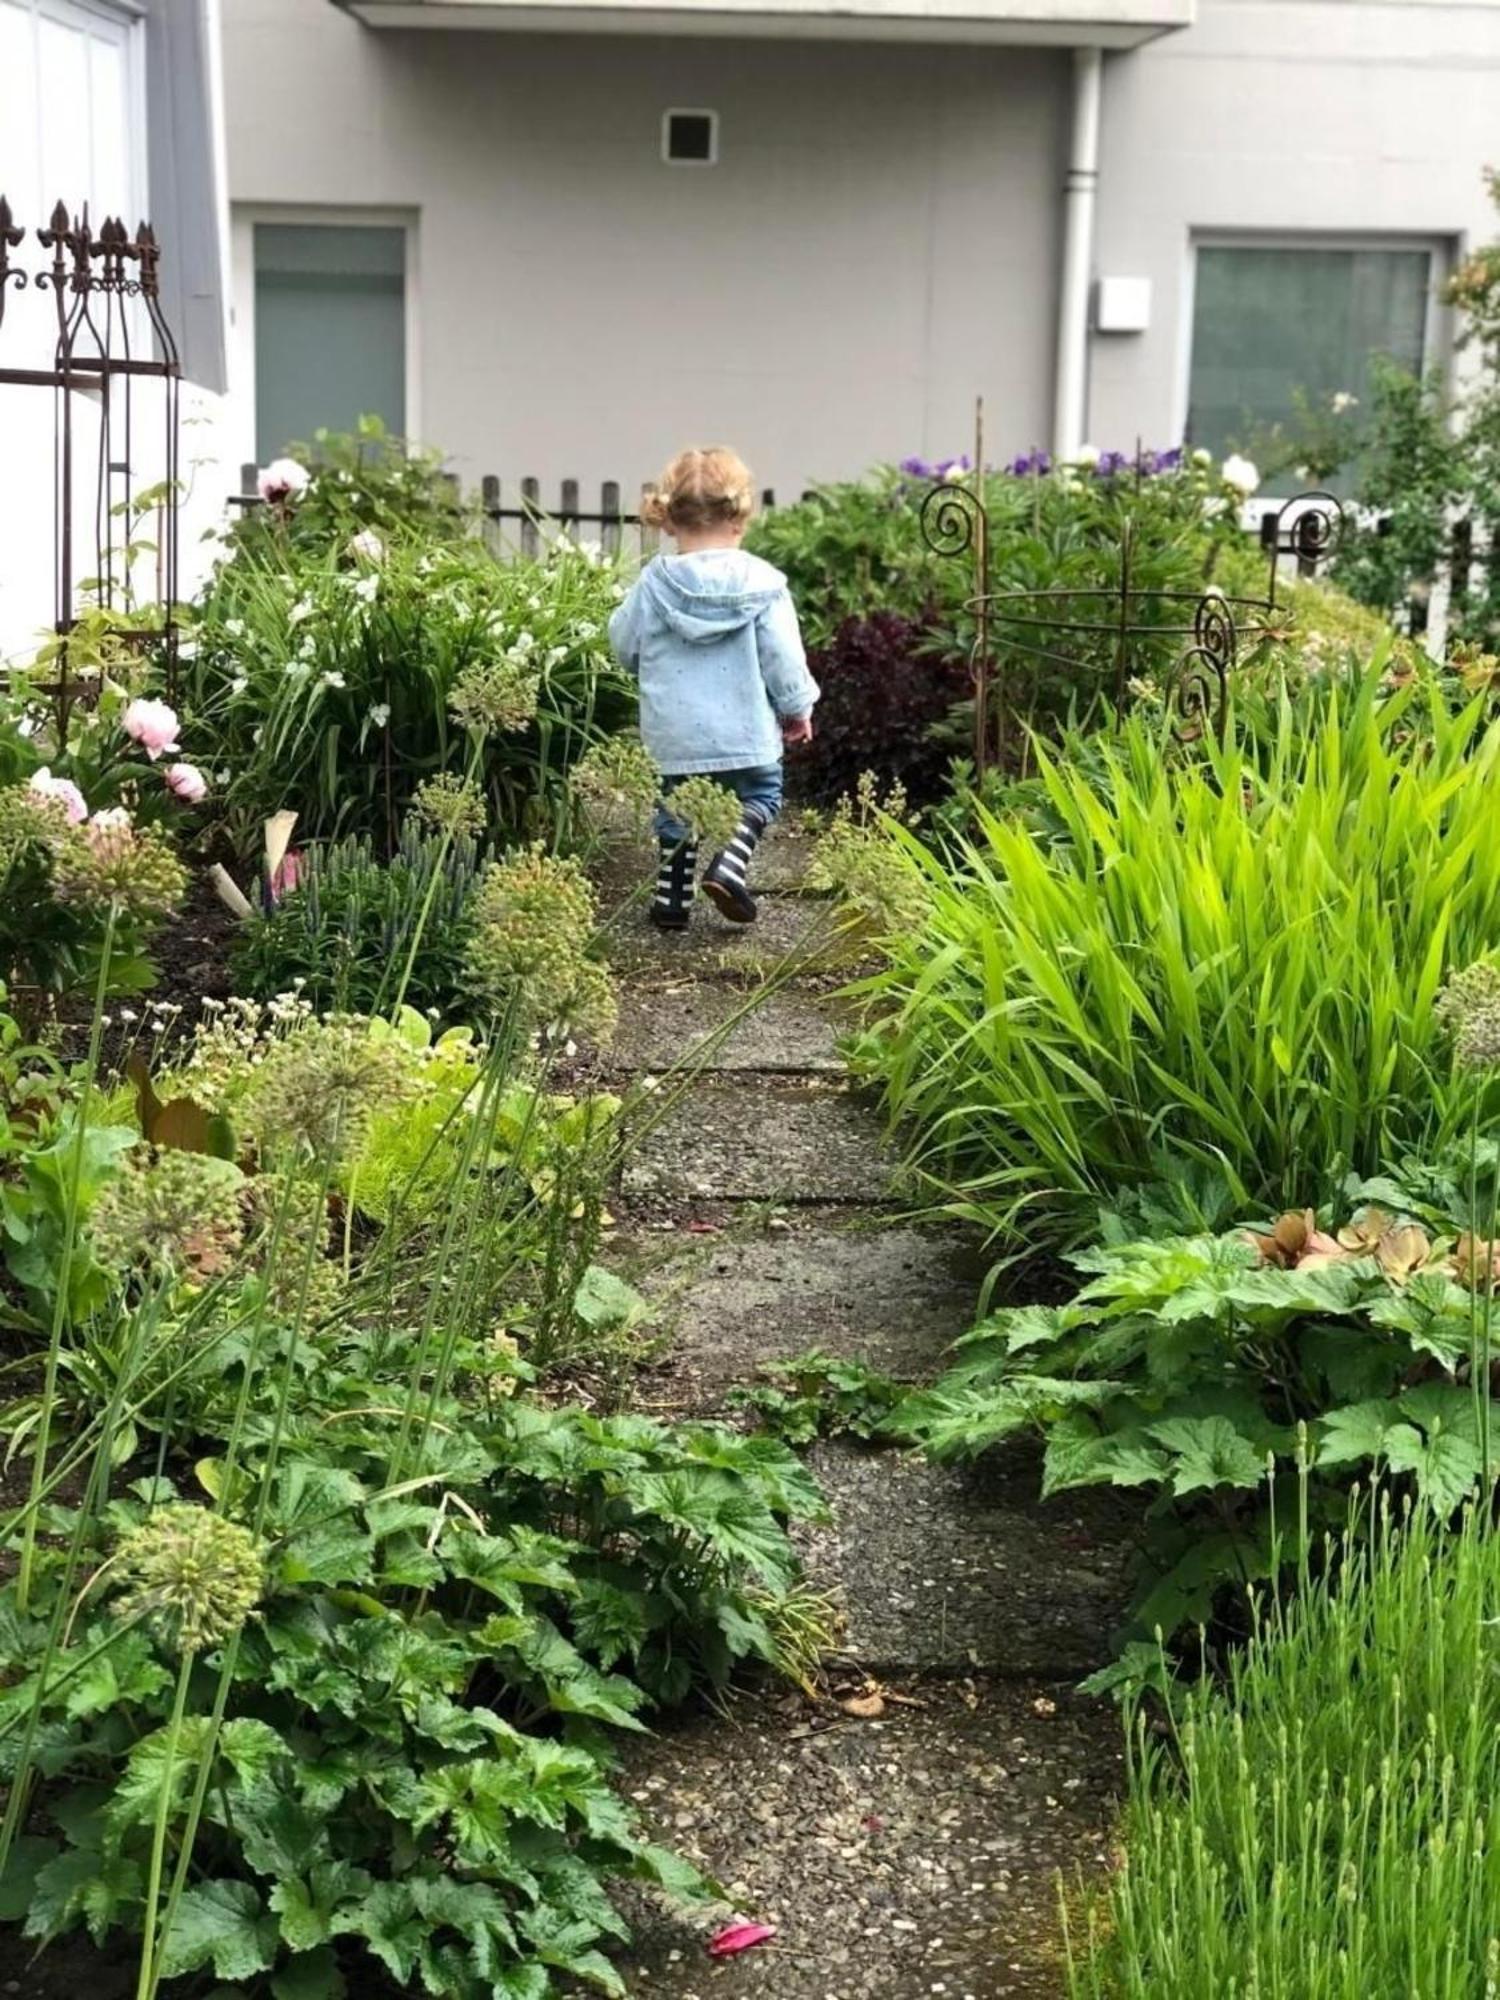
[{"xmin": 781, "ymin": 714, "xmax": 814, "ymax": 746}]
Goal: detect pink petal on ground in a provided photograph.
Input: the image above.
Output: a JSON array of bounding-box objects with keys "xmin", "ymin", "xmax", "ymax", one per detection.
[{"xmin": 708, "ymin": 1921, "xmax": 776, "ymax": 1958}]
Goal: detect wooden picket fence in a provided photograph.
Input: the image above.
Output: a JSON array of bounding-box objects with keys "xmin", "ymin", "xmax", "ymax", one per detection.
[
  {"xmin": 231, "ymin": 465, "xmax": 1494, "ymax": 661},
  {"xmin": 234, "ymin": 466, "xmax": 809, "ymax": 562}
]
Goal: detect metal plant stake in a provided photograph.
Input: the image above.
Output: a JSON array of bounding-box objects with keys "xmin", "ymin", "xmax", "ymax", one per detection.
[{"xmin": 918, "ymin": 403, "xmax": 1344, "ymax": 773}]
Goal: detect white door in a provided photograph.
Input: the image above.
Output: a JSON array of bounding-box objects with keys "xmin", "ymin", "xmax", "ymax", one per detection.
[{"xmin": 0, "ymin": 0, "xmax": 145, "ymax": 666}]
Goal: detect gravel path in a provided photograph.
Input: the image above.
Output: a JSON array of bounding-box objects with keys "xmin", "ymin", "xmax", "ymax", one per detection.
[{"xmin": 597, "ymin": 825, "xmax": 1130, "ymax": 1999}]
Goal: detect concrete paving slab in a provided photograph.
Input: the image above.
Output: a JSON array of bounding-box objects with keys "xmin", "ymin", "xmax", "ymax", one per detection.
[
  {"xmin": 604, "ymin": 893, "xmax": 851, "ymax": 983},
  {"xmin": 622, "ymin": 1080, "xmax": 894, "ymax": 1205},
  {"xmin": 619, "ymin": 1214, "xmax": 983, "ymax": 1412},
  {"xmin": 607, "ymin": 986, "xmax": 846, "ymax": 1076},
  {"xmin": 801, "ymin": 1442, "xmax": 1136, "ymax": 1680}
]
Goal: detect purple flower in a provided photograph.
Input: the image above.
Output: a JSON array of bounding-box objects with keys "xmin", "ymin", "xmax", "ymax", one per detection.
[
  {"xmin": 1095, "ymin": 450, "xmax": 1130, "ymax": 478},
  {"xmin": 899, "ymin": 452, "xmax": 973, "ymax": 483},
  {"xmin": 1156, "ymin": 446, "xmax": 1183, "ymax": 472},
  {"xmin": 1007, "ymin": 449, "xmax": 1053, "ymax": 477}
]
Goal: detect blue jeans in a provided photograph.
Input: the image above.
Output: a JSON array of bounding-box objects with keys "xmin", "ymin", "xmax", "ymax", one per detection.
[{"xmin": 654, "ymin": 763, "xmax": 784, "ymax": 848}]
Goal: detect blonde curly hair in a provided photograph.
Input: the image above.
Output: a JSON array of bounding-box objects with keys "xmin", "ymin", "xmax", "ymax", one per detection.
[{"xmin": 641, "ymin": 446, "xmax": 756, "ymax": 534}]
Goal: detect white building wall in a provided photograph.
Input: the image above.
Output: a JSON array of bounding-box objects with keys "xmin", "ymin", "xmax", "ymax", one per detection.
[
  {"xmin": 220, "ymin": 0, "xmax": 1500, "ymax": 498},
  {"xmin": 222, "ymin": 0, "xmax": 1071, "ymax": 496},
  {"xmin": 1088, "ymin": 0, "xmax": 1500, "ymax": 452}
]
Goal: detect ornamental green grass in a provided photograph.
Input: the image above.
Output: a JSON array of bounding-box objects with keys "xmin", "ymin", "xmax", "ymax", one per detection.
[
  {"xmin": 848, "ymin": 678, "xmax": 1500, "ymax": 1244},
  {"xmin": 1067, "ymin": 1496, "xmax": 1500, "ymax": 1999}
]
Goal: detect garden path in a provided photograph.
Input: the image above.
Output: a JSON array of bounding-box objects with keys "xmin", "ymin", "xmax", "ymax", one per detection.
[{"xmin": 585, "ymin": 825, "xmax": 1135, "ymax": 2000}]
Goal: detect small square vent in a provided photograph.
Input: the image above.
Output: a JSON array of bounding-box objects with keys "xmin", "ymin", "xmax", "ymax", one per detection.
[{"xmin": 663, "ymin": 109, "xmax": 718, "ymax": 166}]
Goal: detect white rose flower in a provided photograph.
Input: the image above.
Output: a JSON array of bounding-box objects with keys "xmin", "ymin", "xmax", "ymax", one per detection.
[
  {"xmin": 257, "ymin": 457, "xmax": 309, "ymax": 505},
  {"xmin": 1220, "ymin": 453, "xmax": 1261, "ymax": 498}
]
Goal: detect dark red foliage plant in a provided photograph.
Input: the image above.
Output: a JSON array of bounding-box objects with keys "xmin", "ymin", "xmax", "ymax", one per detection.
[{"xmin": 795, "ymin": 612, "xmax": 971, "ymax": 807}]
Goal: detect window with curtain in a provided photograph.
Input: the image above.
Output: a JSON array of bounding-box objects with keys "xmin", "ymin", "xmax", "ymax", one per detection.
[
  {"xmin": 1187, "ymin": 242, "xmax": 1435, "ymax": 472},
  {"xmin": 254, "ymin": 222, "xmax": 406, "ymax": 461}
]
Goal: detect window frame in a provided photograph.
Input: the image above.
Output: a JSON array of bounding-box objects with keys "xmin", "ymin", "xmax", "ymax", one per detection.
[
  {"xmin": 1176, "ymin": 229, "xmax": 1453, "ymax": 502},
  {"xmin": 230, "ymin": 204, "xmax": 420, "ymax": 470}
]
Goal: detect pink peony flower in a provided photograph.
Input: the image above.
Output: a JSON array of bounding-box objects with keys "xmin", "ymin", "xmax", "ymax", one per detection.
[
  {"xmin": 258, "ymin": 457, "xmax": 310, "ymax": 505},
  {"xmin": 122, "ymin": 697, "xmax": 181, "ymax": 761},
  {"xmin": 28, "ymin": 766, "xmax": 88, "ymax": 823},
  {"xmin": 164, "ymin": 761, "xmax": 208, "ymax": 804}
]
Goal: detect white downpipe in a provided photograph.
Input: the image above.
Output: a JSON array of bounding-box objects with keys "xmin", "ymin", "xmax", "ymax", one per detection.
[{"xmin": 1053, "ymin": 45, "xmax": 1103, "ymax": 464}]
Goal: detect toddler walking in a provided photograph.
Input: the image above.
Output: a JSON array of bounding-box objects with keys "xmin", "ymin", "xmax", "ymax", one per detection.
[{"xmin": 608, "ymin": 447, "xmax": 819, "ymax": 930}]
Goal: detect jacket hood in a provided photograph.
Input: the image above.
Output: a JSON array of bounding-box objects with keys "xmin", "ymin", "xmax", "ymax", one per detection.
[{"xmin": 639, "ymin": 550, "xmax": 787, "ymax": 645}]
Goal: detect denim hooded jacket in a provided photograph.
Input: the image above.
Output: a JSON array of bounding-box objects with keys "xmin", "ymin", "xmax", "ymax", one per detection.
[{"xmin": 608, "ymin": 549, "xmax": 820, "ymax": 776}]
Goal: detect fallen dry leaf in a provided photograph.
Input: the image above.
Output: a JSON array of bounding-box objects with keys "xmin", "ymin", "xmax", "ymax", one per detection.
[{"xmin": 840, "ymin": 1690, "xmax": 886, "ymax": 1719}]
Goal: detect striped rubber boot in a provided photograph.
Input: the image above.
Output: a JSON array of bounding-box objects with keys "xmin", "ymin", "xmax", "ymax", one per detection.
[
  {"xmin": 702, "ymin": 805, "xmax": 769, "ymax": 925},
  {"xmin": 649, "ymin": 836, "xmax": 697, "ymax": 931}
]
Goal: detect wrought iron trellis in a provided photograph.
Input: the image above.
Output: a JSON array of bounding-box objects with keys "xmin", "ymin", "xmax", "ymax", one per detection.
[
  {"xmin": 0, "ymin": 197, "xmax": 182, "ymax": 712},
  {"xmin": 917, "ymin": 402, "xmax": 1345, "ymax": 774}
]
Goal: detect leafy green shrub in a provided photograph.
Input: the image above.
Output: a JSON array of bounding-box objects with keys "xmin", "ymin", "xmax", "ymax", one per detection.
[
  {"xmin": 1259, "ymin": 174, "xmax": 1500, "ymax": 653},
  {"xmin": 750, "ymin": 454, "xmax": 1255, "ymax": 793},
  {"xmin": 2, "ymin": 1396, "xmax": 821, "ymax": 1996},
  {"xmin": 230, "ymin": 825, "xmax": 485, "ymax": 1017},
  {"xmin": 187, "ymin": 529, "xmax": 632, "ymax": 856},
  {"xmin": 234, "ymin": 416, "xmax": 474, "ymax": 558},
  {"xmin": 0, "ymin": 972, "xmax": 826, "ymax": 1995},
  {"xmin": 894, "ymin": 1178, "xmax": 1500, "ymax": 1648},
  {"xmin": 731, "ymin": 1351, "xmax": 910, "ymax": 1446},
  {"xmin": 1066, "ymin": 1496, "xmax": 1500, "ymax": 1996},
  {"xmin": 841, "ymin": 676, "xmax": 1500, "ymax": 1244}
]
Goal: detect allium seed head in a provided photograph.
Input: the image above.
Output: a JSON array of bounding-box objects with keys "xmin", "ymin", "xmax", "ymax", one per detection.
[
  {"xmin": 448, "ymin": 653, "xmax": 542, "ymax": 736},
  {"xmin": 114, "ymin": 1506, "xmax": 263, "ymax": 1654},
  {"xmin": 1436, "ymin": 961, "xmax": 1500, "ymax": 1074},
  {"xmin": 91, "ymin": 1149, "xmax": 246, "ymax": 1281},
  {"xmin": 409, "ymin": 771, "xmax": 488, "ymax": 839},
  {"xmin": 667, "ymin": 776, "xmax": 743, "ymax": 854}
]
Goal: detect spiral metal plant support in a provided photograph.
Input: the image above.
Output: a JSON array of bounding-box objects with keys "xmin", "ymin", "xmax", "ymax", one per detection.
[
  {"xmin": 0, "ymin": 195, "xmax": 183, "ymax": 719},
  {"xmin": 917, "ymin": 448, "xmax": 1346, "ymax": 769}
]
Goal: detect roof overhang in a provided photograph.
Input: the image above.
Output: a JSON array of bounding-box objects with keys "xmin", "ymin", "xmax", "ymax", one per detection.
[{"xmin": 334, "ymin": 0, "xmax": 1192, "ymax": 48}]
